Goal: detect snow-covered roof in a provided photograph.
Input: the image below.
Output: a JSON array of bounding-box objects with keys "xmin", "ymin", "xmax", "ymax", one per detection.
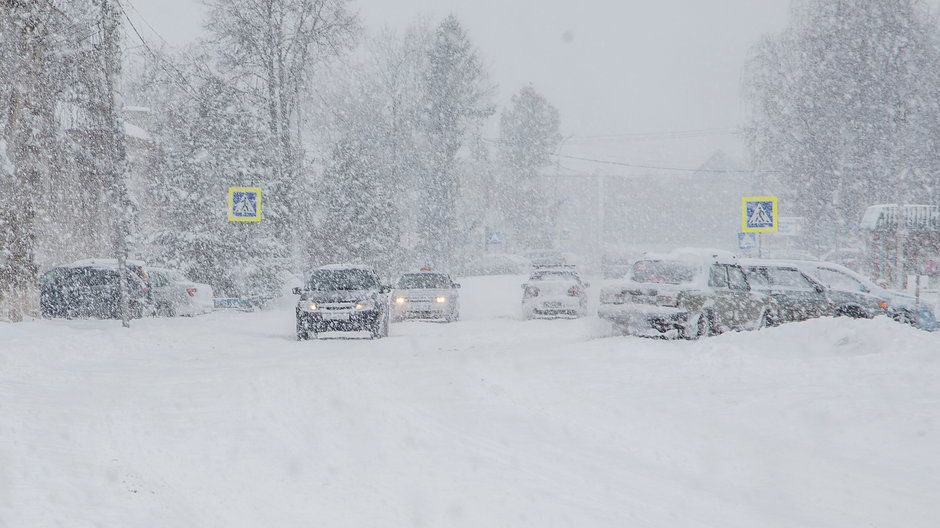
[
  {"xmin": 860, "ymin": 204, "xmax": 940, "ymax": 232},
  {"xmin": 123, "ymin": 122, "xmax": 152, "ymax": 141}
]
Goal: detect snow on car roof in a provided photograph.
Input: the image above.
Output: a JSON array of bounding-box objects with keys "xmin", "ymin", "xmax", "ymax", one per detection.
[
  {"xmin": 738, "ymin": 258, "xmax": 801, "ymax": 269},
  {"xmin": 315, "ymin": 263, "xmax": 375, "ymax": 271},
  {"xmin": 639, "ymin": 247, "xmax": 738, "ymax": 265},
  {"xmin": 65, "ymin": 258, "xmax": 147, "ymax": 269}
]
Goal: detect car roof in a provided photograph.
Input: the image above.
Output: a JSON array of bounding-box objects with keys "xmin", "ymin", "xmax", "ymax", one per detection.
[
  {"xmin": 63, "ymin": 258, "xmax": 147, "ymax": 269},
  {"xmin": 638, "ymin": 248, "xmax": 738, "ymax": 266},
  {"xmin": 314, "ymin": 263, "xmax": 376, "ymax": 272},
  {"xmin": 738, "ymin": 258, "xmax": 802, "ymax": 270}
]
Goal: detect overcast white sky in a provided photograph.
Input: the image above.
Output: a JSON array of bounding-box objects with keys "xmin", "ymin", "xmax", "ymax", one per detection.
[{"xmin": 126, "ymin": 0, "xmax": 795, "ymax": 170}]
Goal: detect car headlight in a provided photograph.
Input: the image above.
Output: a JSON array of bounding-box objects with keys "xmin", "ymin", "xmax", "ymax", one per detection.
[
  {"xmin": 435, "ymin": 296, "xmax": 447, "ymax": 303},
  {"xmin": 355, "ymin": 299, "xmax": 375, "ymax": 310},
  {"xmin": 305, "ymin": 302, "xmax": 318, "ymax": 311},
  {"xmin": 394, "ymin": 296, "xmax": 406, "ymax": 305}
]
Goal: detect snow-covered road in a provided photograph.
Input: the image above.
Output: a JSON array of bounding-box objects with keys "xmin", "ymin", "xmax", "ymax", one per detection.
[{"xmin": 2, "ymin": 275, "xmax": 939, "ymax": 527}]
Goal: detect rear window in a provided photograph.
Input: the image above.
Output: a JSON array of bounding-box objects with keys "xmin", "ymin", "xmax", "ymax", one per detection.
[
  {"xmin": 307, "ymin": 269, "xmax": 377, "ymax": 291},
  {"xmin": 631, "ymin": 260, "xmax": 697, "ymax": 284},
  {"xmin": 529, "ymin": 270, "xmax": 579, "ymax": 281},
  {"xmin": 766, "ymin": 268, "xmax": 815, "ymax": 289},
  {"xmin": 396, "ymin": 273, "xmax": 451, "ymax": 289}
]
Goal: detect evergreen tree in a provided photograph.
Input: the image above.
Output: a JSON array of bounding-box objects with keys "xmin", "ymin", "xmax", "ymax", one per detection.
[
  {"xmin": 497, "ymin": 84, "xmax": 562, "ymax": 249},
  {"xmin": 417, "ymin": 15, "xmax": 493, "ymax": 268}
]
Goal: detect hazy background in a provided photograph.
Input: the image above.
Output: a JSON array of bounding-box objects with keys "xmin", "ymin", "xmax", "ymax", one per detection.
[{"xmin": 126, "ymin": 0, "xmax": 792, "ymax": 169}]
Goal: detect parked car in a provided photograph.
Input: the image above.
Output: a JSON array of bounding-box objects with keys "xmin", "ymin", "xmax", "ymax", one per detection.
[
  {"xmin": 785, "ymin": 260, "xmax": 938, "ymax": 330},
  {"xmin": 598, "ymin": 249, "xmax": 771, "ymax": 338},
  {"xmin": 521, "ymin": 267, "xmax": 589, "ymax": 318},
  {"xmin": 147, "ymin": 267, "xmax": 214, "ymax": 317},
  {"xmin": 293, "ymin": 264, "xmax": 391, "ymax": 340},
  {"xmin": 740, "ymin": 259, "xmax": 832, "ymax": 325},
  {"xmin": 391, "ymin": 268, "xmax": 460, "ymax": 322},
  {"xmin": 39, "ymin": 258, "xmax": 154, "ymax": 319}
]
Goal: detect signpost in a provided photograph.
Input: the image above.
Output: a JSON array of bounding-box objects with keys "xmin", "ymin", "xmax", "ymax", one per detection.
[
  {"xmin": 485, "ymin": 230, "xmax": 503, "ymax": 246},
  {"xmin": 742, "ymin": 196, "xmax": 778, "ymax": 258},
  {"xmin": 227, "ymin": 187, "xmax": 262, "ymax": 222}
]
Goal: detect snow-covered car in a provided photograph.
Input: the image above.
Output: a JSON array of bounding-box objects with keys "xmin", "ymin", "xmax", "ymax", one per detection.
[
  {"xmin": 597, "ymin": 249, "xmax": 771, "ymax": 338},
  {"xmin": 521, "ymin": 268, "xmax": 589, "ymax": 318},
  {"xmin": 39, "ymin": 258, "xmax": 155, "ymax": 319},
  {"xmin": 391, "ymin": 268, "xmax": 460, "ymax": 322},
  {"xmin": 293, "ymin": 264, "xmax": 391, "ymax": 340},
  {"xmin": 741, "ymin": 259, "xmax": 832, "ymax": 325},
  {"xmin": 147, "ymin": 267, "xmax": 215, "ymax": 316},
  {"xmin": 785, "ymin": 260, "xmax": 938, "ymax": 331}
]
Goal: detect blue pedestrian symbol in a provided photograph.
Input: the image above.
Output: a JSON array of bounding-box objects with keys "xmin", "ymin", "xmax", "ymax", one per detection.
[
  {"xmin": 741, "ymin": 196, "xmax": 778, "ymax": 233},
  {"xmin": 227, "ymin": 187, "xmax": 262, "ymax": 222}
]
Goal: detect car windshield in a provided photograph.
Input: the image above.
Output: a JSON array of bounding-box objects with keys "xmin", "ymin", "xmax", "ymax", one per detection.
[
  {"xmin": 529, "ymin": 270, "xmax": 578, "ymax": 281},
  {"xmin": 630, "ymin": 260, "xmax": 698, "ymax": 284},
  {"xmin": 307, "ymin": 269, "xmax": 377, "ymax": 291},
  {"xmin": 396, "ymin": 273, "xmax": 451, "ymax": 288}
]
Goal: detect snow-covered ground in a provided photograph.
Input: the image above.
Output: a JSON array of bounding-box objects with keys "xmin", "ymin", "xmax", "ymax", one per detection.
[{"xmin": 2, "ymin": 274, "xmax": 939, "ymax": 527}]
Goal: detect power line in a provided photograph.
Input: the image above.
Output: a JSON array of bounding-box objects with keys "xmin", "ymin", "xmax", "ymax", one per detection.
[
  {"xmin": 565, "ymin": 128, "xmax": 740, "ymax": 142},
  {"xmin": 550, "ymin": 153, "xmax": 774, "ymax": 174}
]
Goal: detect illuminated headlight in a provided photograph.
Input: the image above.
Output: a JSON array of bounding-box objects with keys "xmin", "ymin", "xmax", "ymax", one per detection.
[
  {"xmin": 306, "ymin": 303, "xmax": 318, "ymax": 311},
  {"xmin": 435, "ymin": 296, "xmax": 447, "ymax": 304},
  {"xmin": 355, "ymin": 299, "xmax": 375, "ymax": 310},
  {"xmin": 394, "ymin": 296, "xmax": 406, "ymax": 305}
]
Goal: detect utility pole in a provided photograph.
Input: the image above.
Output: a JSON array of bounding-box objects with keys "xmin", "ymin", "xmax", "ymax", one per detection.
[
  {"xmin": 895, "ymin": 103, "xmax": 907, "ymax": 291},
  {"xmin": 101, "ymin": 0, "xmax": 132, "ymax": 327}
]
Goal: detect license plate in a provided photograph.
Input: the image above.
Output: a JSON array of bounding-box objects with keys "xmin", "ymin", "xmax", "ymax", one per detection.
[
  {"xmin": 543, "ymin": 302, "xmax": 562, "ymax": 308},
  {"xmin": 322, "ymin": 312, "xmax": 349, "ymax": 321}
]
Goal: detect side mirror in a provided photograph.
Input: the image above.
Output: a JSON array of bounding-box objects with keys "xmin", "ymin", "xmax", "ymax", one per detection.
[
  {"xmin": 814, "ymin": 284, "xmax": 825, "ymax": 294},
  {"xmin": 454, "ymin": 283, "xmax": 461, "ymax": 289},
  {"xmin": 292, "ymin": 287, "xmax": 302, "ymax": 295},
  {"xmin": 380, "ymin": 285, "xmax": 392, "ymax": 294},
  {"xmin": 859, "ymin": 284, "xmax": 869, "ymax": 293}
]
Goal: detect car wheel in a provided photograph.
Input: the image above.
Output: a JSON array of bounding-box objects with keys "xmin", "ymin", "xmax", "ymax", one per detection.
[
  {"xmin": 835, "ymin": 305, "xmax": 865, "ymax": 319},
  {"xmin": 758, "ymin": 309, "xmax": 775, "ymax": 329},
  {"xmin": 296, "ymin": 317, "xmax": 309, "ymax": 341},
  {"xmin": 680, "ymin": 312, "xmax": 710, "ymax": 340},
  {"xmin": 893, "ymin": 310, "xmax": 916, "ymax": 326}
]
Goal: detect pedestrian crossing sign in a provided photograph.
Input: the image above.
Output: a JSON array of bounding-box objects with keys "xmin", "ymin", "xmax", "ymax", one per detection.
[
  {"xmin": 742, "ymin": 196, "xmax": 777, "ymax": 233},
  {"xmin": 228, "ymin": 187, "xmax": 262, "ymax": 222}
]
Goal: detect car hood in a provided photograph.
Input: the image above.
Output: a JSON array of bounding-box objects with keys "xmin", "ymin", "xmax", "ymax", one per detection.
[
  {"xmin": 301, "ymin": 289, "xmax": 376, "ymax": 303},
  {"xmin": 392, "ymin": 288, "xmax": 454, "ymax": 298}
]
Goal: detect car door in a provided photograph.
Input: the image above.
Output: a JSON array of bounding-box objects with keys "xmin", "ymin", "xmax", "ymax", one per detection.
[
  {"xmin": 707, "ymin": 264, "xmax": 734, "ymax": 331},
  {"xmin": 814, "ymin": 266, "xmax": 881, "ymax": 317},
  {"xmin": 767, "ymin": 268, "xmax": 830, "ymax": 320},
  {"xmin": 726, "ymin": 264, "xmax": 759, "ymax": 327}
]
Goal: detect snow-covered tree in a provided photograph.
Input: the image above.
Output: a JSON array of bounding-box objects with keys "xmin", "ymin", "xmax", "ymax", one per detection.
[
  {"xmin": 417, "ymin": 15, "xmax": 494, "ymax": 268},
  {"xmin": 203, "ymin": 0, "xmax": 359, "ymax": 257},
  {"xmin": 743, "ymin": 0, "xmax": 940, "ymax": 250},
  {"xmin": 497, "ymin": 84, "xmax": 562, "ymax": 249}
]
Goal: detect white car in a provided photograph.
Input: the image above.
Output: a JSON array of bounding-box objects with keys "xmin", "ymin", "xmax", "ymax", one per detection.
[
  {"xmin": 391, "ymin": 269, "xmax": 460, "ymax": 322},
  {"xmin": 147, "ymin": 268, "xmax": 215, "ymax": 316},
  {"xmin": 521, "ymin": 268, "xmax": 589, "ymax": 318}
]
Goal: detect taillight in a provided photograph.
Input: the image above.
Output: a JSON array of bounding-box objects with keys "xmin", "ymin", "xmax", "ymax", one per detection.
[
  {"xmin": 525, "ymin": 286, "xmax": 540, "ymax": 297},
  {"xmin": 656, "ymin": 294, "xmax": 679, "ymax": 307},
  {"xmin": 567, "ymin": 286, "xmax": 582, "ymax": 297},
  {"xmin": 186, "ymin": 288, "xmax": 197, "ymax": 297}
]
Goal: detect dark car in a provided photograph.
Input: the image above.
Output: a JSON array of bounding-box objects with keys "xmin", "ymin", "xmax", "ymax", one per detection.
[
  {"xmin": 40, "ymin": 258, "xmax": 154, "ymax": 319},
  {"xmin": 293, "ymin": 264, "xmax": 391, "ymax": 340},
  {"xmin": 741, "ymin": 259, "xmax": 832, "ymax": 325}
]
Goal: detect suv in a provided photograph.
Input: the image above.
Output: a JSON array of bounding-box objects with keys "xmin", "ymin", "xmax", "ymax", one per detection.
[
  {"xmin": 293, "ymin": 264, "xmax": 391, "ymax": 340},
  {"xmin": 391, "ymin": 268, "xmax": 461, "ymax": 322},
  {"xmin": 39, "ymin": 258, "xmax": 154, "ymax": 319},
  {"xmin": 598, "ymin": 249, "xmax": 770, "ymax": 338},
  {"xmin": 740, "ymin": 259, "xmax": 832, "ymax": 325}
]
